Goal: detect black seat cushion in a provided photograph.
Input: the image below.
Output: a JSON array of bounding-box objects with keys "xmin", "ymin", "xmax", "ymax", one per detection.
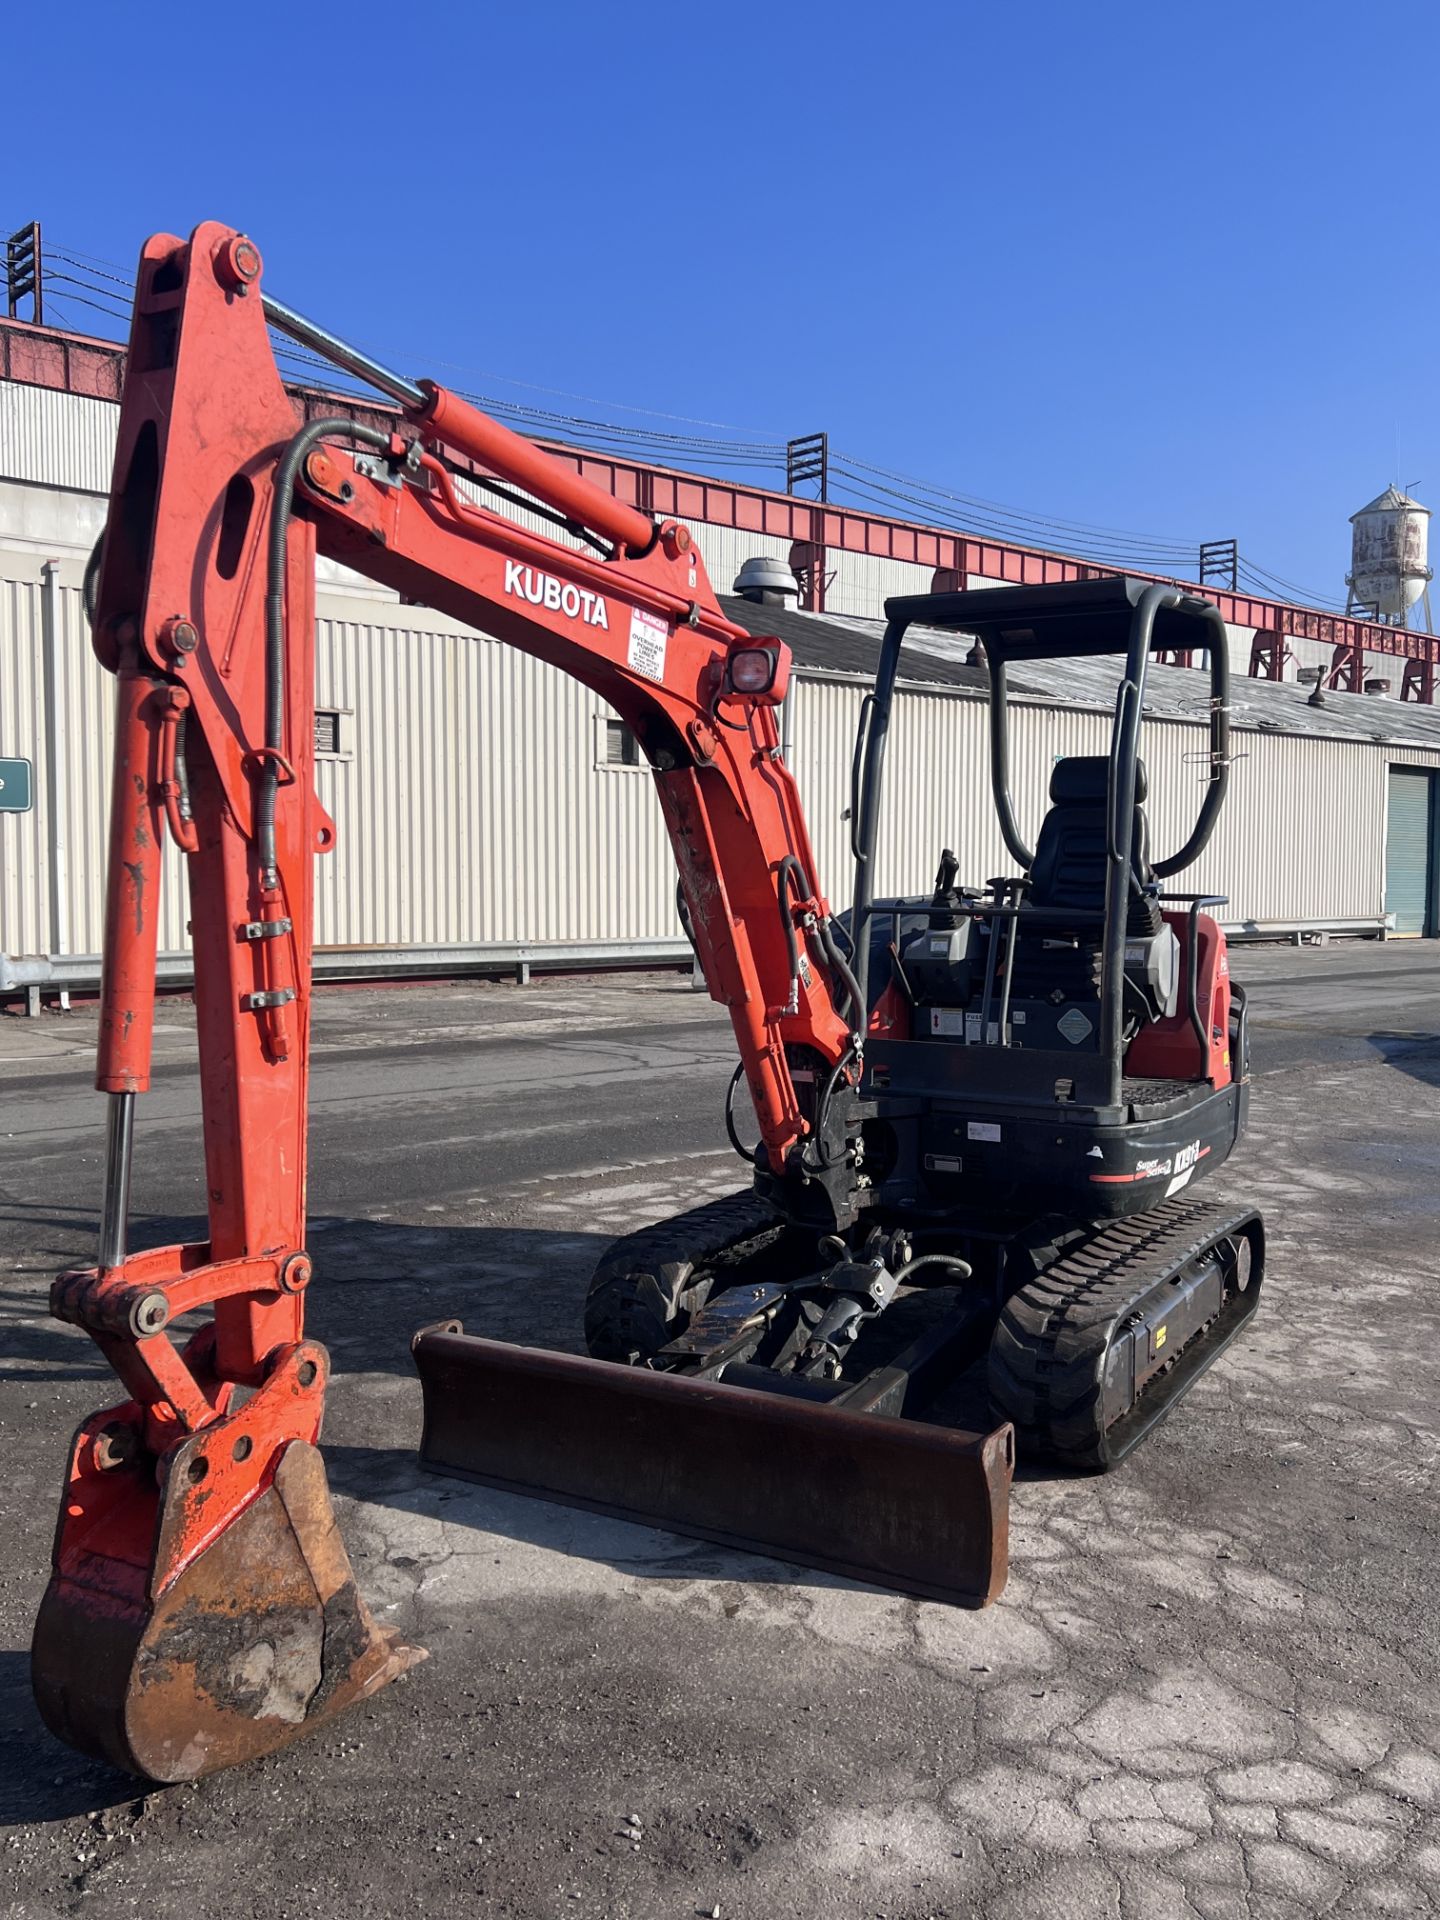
[{"xmin": 1028, "ymin": 755, "xmax": 1152, "ymax": 916}]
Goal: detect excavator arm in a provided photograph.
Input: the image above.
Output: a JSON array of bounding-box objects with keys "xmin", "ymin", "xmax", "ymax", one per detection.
[
  {"xmin": 88, "ymin": 223, "xmax": 854, "ymax": 1177},
  {"xmin": 32, "ymin": 223, "xmax": 874, "ymax": 1781}
]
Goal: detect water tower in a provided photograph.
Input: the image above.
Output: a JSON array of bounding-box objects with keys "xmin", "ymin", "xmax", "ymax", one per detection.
[{"xmin": 1345, "ymin": 485, "xmax": 1434, "ymax": 628}]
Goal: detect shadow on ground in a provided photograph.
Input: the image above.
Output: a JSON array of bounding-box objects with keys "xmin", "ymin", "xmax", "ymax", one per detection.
[
  {"xmin": 4, "ymin": 1207, "xmax": 1091, "ymax": 1471},
  {"xmin": 0, "ymin": 1212, "xmax": 614, "ymax": 1382},
  {"xmin": 1366, "ymin": 1030, "xmax": 1440, "ymax": 1084},
  {"xmin": 0, "ymin": 1207, "xmax": 1116, "ymax": 1829},
  {"xmin": 325, "ymin": 1439, "xmax": 890, "ymax": 1600},
  {"xmin": 0, "ymin": 1650, "xmax": 143, "ymax": 1826}
]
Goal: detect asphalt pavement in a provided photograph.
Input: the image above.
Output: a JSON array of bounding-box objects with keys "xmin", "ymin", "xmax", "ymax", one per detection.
[{"xmin": 2, "ymin": 944, "xmax": 1439, "ymax": 1919}]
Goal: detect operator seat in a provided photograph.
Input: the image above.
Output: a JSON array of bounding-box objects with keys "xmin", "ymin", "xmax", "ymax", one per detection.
[
  {"xmin": 1028, "ymin": 755, "xmax": 1151, "ymax": 916},
  {"xmin": 1017, "ymin": 755, "xmax": 1179, "ymax": 1033}
]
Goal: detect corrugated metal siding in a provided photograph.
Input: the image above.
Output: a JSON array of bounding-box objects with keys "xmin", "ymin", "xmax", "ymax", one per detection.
[
  {"xmin": 2, "ymin": 562, "xmax": 682, "ymax": 960},
  {"xmin": 0, "ymin": 384, "xmax": 117, "ymax": 494},
  {"xmin": 7, "ymin": 608, "xmax": 1429, "ymax": 962},
  {"xmin": 688, "ymin": 534, "xmax": 935, "ymax": 621},
  {"xmin": 1, "ymin": 557, "xmax": 190, "ymax": 958},
  {"xmin": 0, "ymin": 571, "xmax": 48, "ymax": 953},
  {"xmin": 310, "ymin": 604, "xmax": 677, "ymax": 947},
  {"xmin": 791, "ymin": 673, "xmax": 1409, "ymax": 926},
  {"xmin": 688, "ymin": 525, "xmax": 791, "ymax": 600},
  {"xmin": 825, "ymin": 551, "xmax": 933, "ymax": 621},
  {"xmin": 6, "ymin": 539, "xmax": 1430, "ymax": 966}
]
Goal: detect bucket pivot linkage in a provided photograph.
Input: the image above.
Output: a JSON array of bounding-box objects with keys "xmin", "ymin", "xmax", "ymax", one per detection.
[{"xmin": 33, "ymin": 1250, "xmax": 423, "ymax": 1782}]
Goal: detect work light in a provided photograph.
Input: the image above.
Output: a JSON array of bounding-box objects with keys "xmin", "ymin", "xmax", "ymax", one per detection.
[{"xmin": 725, "ymin": 646, "xmax": 782, "ymax": 697}]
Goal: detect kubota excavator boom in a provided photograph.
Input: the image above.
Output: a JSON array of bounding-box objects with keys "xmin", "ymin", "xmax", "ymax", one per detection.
[{"xmin": 33, "ymin": 221, "xmax": 922, "ymax": 1781}]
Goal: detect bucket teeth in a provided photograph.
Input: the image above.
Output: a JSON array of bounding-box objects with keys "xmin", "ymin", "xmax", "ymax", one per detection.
[
  {"xmin": 32, "ymin": 1440, "xmax": 423, "ymax": 1783},
  {"xmin": 412, "ymin": 1325, "xmax": 1013, "ymax": 1608}
]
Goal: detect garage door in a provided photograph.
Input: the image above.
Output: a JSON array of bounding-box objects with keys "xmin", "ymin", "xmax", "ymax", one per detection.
[{"xmin": 1385, "ymin": 768, "xmax": 1435, "ymax": 936}]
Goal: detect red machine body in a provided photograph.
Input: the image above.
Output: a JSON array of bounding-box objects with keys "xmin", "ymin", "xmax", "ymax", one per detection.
[
  {"xmin": 35, "ymin": 223, "xmax": 855, "ymax": 1780},
  {"xmin": 33, "ymin": 224, "xmax": 1260, "ymax": 1784},
  {"xmin": 1126, "ymin": 912, "xmax": 1232, "ymax": 1087}
]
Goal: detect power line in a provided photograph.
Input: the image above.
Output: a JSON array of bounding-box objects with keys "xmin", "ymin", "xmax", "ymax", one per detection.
[
  {"xmin": 8, "ymin": 220, "xmax": 1359, "ymax": 619},
  {"xmin": 1236, "ymin": 556, "xmax": 1347, "ymax": 612},
  {"xmin": 48, "ymin": 248, "xmax": 136, "ymax": 291},
  {"xmin": 827, "ymin": 464, "xmax": 1200, "ymax": 572},
  {"xmin": 832, "ymin": 450, "xmax": 1204, "ymax": 554},
  {"xmin": 26, "ymin": 242, "xmax": 792, "ymax": 477}
]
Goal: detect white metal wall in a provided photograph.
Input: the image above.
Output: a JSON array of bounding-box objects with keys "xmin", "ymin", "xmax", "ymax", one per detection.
[
  {"xmin": 8, "ymin": 538, "xmax": 1439, "ymax": 967},
  {"xmin": 311, "ymin": 605, "xmax": 674, "ymax": 947},
  {"xmin": 0, "ymin": 383, "xmax": 116, "ymax": 494},
  {"xmin": 7, "ymin": 374, "xmax": 1438, "ymax": 967},
  {"xmin": 0, "ymin": 569, "xmax": 54, "ymax": 954},
  {"xmin": 824, "ymin": 550, "xmax": 933, "ymax": 620},
  {"xmin": 688, "ymin": 524, "xmax": 790, "ymax": 600},
  {"xmin": 1, "ymin": 555, "xmax": 189, "ymax": 958},
  {"xmin": 791, "ymin": 673, "xmax": 1440, "ymax": 927},
  {"xmin": 0, "ymin": 554, "xmax": 680, "ymax": 959}
]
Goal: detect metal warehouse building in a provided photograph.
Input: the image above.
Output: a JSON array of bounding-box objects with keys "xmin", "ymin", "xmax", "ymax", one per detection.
[{"xmin": 4, "ymin": 315, "xmax": 1440, "ymax": 1005}]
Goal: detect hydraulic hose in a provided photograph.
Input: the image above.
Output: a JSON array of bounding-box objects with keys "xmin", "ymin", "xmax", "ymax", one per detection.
[
  {"xmin": 724, "ymin": 1061, "xmax": 759, "ymax": 1166},
  {"xmin": 775, "ymin": 856, "xmax": 804, "ymax": 997},
  {"xmin": 894, "ymin": 1253, "xmax": 973, "ymax": 1285},
  {"xmin": 775, "ymin": 856, "xmax": 864, "ymax": 1033},
  {"xmin": 817, "ymin": 917, "xmax": 864, "ymax": 1031},
  {"xmin": 801, "ymin": 1041, "xmax": 862, "ymax": 1175},
  {"xmin": 262, "ymin": 417, "xmax": 391, "ymax": 887}
]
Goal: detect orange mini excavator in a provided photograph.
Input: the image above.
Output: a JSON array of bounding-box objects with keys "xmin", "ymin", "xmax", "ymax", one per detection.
[{"xmin": 32, "ymin": 223, "xmax": 1262, "ymax": 1783}]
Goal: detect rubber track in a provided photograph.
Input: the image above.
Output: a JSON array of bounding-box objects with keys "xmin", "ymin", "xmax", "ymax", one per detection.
[
  {"xmin": 988, "ymin": 1195, "xmax": 1255, "ymax": 1470},
  {"xmin": 583, "ymin": 1191, "xmax": 785, "ymax": 1363}
]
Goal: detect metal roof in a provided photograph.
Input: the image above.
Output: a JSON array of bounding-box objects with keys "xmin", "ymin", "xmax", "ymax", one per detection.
[
  {"xmin": 1352, "ymin": 485, "xmax": 1429, "ymax": 520},
  {"xmin": 719, "ymin": 594, "xmax": 1440, "ymax": 750}
]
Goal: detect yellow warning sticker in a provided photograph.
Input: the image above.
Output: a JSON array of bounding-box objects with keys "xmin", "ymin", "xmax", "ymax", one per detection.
[{"xmin": 1155, "ymin": 1325, "xmax": 1168, "ymax": 1350}]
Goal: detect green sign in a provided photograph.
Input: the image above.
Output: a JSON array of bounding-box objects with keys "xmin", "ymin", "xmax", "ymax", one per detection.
[{"xmin": 0, "ymin": 758, "xmax": 33, "ymax": 813}]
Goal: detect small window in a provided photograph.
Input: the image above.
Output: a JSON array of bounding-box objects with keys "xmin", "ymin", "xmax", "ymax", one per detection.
[
  {"xmin": 604, "ymin": 718, "xmax": 640, "ymax": 767},
  {"xmin": 315, "ymin": 710, "xmax": 344, "ymax": 757}
]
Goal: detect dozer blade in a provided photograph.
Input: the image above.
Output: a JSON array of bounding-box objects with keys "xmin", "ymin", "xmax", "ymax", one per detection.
[
  {"xmin": 33, "ymin": 1439, "xmax": 424, "ymax": 1782},
  {"xmin": 413, "ymin": 1325, "xmax": 1014, "ymax": 1607}
]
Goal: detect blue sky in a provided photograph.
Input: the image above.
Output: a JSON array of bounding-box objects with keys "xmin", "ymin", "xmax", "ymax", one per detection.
[{"xmin": 6, "ymin": 0, "xmax": 1436, "ymax": 608}]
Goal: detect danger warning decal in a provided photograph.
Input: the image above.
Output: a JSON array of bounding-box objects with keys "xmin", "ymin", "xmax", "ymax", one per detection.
[{"xmin": 627, "ymin": 607, "xmax": 669, "ymax": 682}]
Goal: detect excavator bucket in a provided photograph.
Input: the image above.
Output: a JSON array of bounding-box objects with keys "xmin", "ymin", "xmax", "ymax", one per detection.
[
  {"xmin": 32, "ymin": 1434, "xmax": 423, "ymax": 1783},
  {"xmin": 412, "ymin": 1326, "xmax": 1013, "ymax": 1607}
]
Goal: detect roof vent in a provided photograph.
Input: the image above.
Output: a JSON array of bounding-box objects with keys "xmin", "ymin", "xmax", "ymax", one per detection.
[
  {"xmin": 1364, "ymin": 677, "xmax": 1392, "ymax": 697},
  {"xmin": 734, "ymin": 556, "xmax": 800, "ymax": 606},
  {"xmin": 1297, "ymin": 665, "xmax": 1327, "ymax": 708}
]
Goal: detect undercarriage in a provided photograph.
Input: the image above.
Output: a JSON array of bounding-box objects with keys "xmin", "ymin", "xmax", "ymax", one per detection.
[
  {"xmin": 413, "ymin": 1186, "xmax": 1263, "ymax": 1607},
  {"xmin": 579, "ymin": 1188, "xmax": 1263, "ymax": 1466}
]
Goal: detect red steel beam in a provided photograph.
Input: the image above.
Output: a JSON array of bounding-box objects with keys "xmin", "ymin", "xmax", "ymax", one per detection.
[{"xmin": 4, "ymin": 315, "xmax": 1437, "ymax": 678}]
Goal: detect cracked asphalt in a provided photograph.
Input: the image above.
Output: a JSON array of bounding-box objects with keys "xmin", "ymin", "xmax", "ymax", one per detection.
[{"xmin": 1, "ymin": 944, "xmax": 1438, "ymax": 1919}]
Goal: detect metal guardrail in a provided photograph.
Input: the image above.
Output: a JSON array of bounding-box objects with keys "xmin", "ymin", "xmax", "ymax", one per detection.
[
  {"xmin": 2, "ymin": 917, "xmax": 1402, "ymax": 1014},
  {"xmin": 1, "ymin": 939, "xmax": 697, "ymax": 1013},
  {"xmin": 1220, "ymin": 915, "xmax": 1394, "ymax": 945}
]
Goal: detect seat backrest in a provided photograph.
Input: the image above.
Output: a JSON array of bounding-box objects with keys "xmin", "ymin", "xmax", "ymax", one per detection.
[{"xmin": 1028, "ymin": 755, "xmax": 1151, "ymax": 916}]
